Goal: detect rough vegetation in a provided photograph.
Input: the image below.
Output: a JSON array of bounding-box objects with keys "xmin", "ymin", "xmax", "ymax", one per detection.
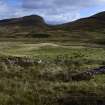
[
  {"xmin": 0, "ymin": 41, "xmax": 104, "ymax": 105},
  {"xmin": 0, "ymin": 12, "xmax": 105, "ymax": 46},
  {"xmin": 0, "ymin": 55, "xmax": 105, "ymax": 105},
  {"xmin": 0, "ymin": 11, "xmax": 105, "ymax": 105}
]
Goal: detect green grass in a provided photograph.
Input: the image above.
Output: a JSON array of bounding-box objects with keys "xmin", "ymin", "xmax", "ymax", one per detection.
[
  {"xmin": 0, "ymin": 56, "xmax": 104, "ymax": 105},
  {"xmin": 0, "ymin": 42, "xmax": 105, "ymax": 59},
  {"xmin": 0, "ymin": 42, "xmax": 105, "ymax": 105}
]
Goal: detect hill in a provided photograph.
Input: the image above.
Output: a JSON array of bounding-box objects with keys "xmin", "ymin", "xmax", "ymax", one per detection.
[
  {"xmin": 55, "ymin": 11, "xmax": 105, "ymax": 45},
  {"xmin": 0, "ymin": 11, "xmax": 105, "ymax": 45},
  {"xmin": 0, "ymin": 15, "xmax": 46, "ymax": 26},
  {"xmin": 0, "ymin": 12, "xmax": 105, "ymax": 105},
  {"xmin": 59, "ymin": 11, "xmax": 105, "ymax": 31},
  {"xmin": 0, "ymin": 15, "xmax": 48, "ymax": 38}
]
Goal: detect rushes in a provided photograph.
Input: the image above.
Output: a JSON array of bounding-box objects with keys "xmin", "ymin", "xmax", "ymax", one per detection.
[{"xmin": 0, "ymin": 55, "xmax": 104, "ymax": 105}]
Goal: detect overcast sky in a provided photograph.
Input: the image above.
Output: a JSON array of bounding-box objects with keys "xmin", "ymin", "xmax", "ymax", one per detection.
[{"xmin": 0, "ymin": 0, "xmax": 105, "ymax": 24}]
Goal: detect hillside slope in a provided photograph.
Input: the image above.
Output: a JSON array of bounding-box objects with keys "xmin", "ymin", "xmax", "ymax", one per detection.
[
  {"xmin": 55, "ymin": 11, "xmax": 105, "ymax": 44},
  {"xmin": 0, "ymin": 11, "xmax": 105, "ymax": 44},
  {"xmin": 0, "ymin": 15, "xmax": 48, "ymax": 38},
  {"xmin": 59, "ymin": 11, "xmax": 105, "ymax": 31}
]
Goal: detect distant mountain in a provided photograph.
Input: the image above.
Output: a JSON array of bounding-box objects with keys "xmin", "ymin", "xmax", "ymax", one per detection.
[
  {"xmin": 0, "ymin": 15, "xmax": 48, "ymax": 38},
  {"xmin": 58, "ymin": 11, "xmax": 105, "ymax": 31},
  {"xmin": 0, "ymin": 11, "xmax": 105, "ymax": 45},
  {"xmin": 0, "ymin": 15, "xmax": 46, "ymax": 26}
]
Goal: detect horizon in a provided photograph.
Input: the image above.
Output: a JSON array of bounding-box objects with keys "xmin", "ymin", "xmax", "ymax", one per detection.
[
  {"xmin": 0, "ymin": 11, "xmax": 105, "ymax": 25},
  {"xmin": 0, "ymin": 0, "xmax": 105, "ymax": 24}
]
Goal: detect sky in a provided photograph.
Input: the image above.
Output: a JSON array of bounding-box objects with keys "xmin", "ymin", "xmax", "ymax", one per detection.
[{"xmin": 0, "ymin": 0, "xmax": 105, "ymax": 24}]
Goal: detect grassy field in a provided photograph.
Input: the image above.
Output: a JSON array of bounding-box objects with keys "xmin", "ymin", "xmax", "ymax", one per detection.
[{"xmin": 0, "ymin": 41, "xmax": 105, "ymax": 105}]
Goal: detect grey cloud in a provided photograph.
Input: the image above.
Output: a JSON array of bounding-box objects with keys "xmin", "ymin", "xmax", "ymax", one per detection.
[
  {"xmin": 21, "ymin": 0, "xmax": 105, "ymax": 24},
  {"xmin": 0, "ymin": 0, "xmax": 23, "ymax": 19},
  {"xmin": 22, "ymin": 0, "xmax": 104, "ymax": 9},
  {"xmin": 0, "ymin": 0, "xmax": 105, "ymax": 24},
  {"xmin": 21, "ymin": 0, "xmax": 83, "ymax": 24},
  {"xmin": 22, "ymin": 0, "xmax": 53, "ymax": 9}
]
